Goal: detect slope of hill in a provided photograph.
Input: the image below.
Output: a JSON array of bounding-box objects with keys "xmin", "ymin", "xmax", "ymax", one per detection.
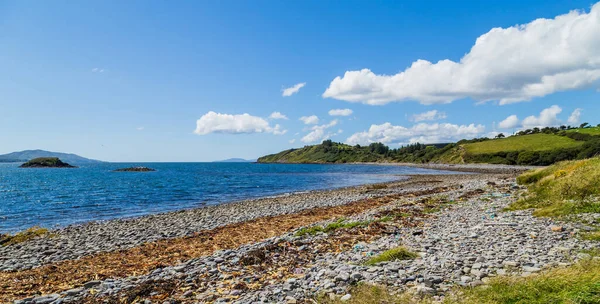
[
  {"xmin": 0, "ymin": 150, "xmax": 103, "ymax": 165},
  {"xmin": 259, "ymin": 127, "xmax": 600, "ymax": 166},
  {"xmin": 258, "ymin": 141, "xmax": 389, "ymax": 163}
]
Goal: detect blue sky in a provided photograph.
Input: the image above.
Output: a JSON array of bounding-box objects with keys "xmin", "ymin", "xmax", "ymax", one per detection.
[{"xmin": 1, "ymin": 0, "xmax": 599, "ymax": 162}]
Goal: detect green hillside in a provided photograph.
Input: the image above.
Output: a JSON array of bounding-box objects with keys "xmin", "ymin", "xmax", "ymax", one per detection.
[
  {"xmin": 258, "ymin": 141, "xmax": 388, "ymax": 163},
  {"xmin": 568, "ymin": 126, "xmax": 600, "ymax": 135},
  {"xmin": 464, "ymin": 133, "xmax": 583, "ymax": 154},
  {"xmin": 259, "ymin": 126, "xmax": 600, "ymax": 166}
]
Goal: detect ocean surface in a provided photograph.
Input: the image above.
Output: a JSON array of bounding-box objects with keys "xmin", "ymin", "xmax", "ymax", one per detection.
[{"xmin": 0, "ymin": 162, "xmax": 455, "ymax": 233}]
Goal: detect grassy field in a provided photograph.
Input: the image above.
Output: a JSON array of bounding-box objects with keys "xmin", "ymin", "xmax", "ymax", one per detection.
[
  {"xmin": 463, "ymin": 133, "xmax": 583, "ymax": 155},
  {"xmin": 568, "ymin": 126, "xmax": 600, "ymax": 135},
  {"xmin": 509, "ymin": 157, "xmax": 600, "ymax": 217}
]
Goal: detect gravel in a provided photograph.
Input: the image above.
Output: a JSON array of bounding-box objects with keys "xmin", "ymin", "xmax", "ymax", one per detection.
[{"xmin": 23, "ymin": 169, "xmax": 597, "ymax": 304}]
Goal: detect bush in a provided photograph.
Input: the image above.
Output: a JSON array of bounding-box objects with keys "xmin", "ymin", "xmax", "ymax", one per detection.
[{"xmin": 364, "ymin": 247, "xmax": 418, "ymax": 265}]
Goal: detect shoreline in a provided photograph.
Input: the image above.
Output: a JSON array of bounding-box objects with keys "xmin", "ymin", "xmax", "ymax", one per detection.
[
  {"xmin": 0, "ymin": 163, "xmax": 458, "ymax": 235},
  {"xmin": 0, "ymin": 164, "xmax": 541, "ymax": 302},
  {"xmin": 3, "ymin": 165, "xmax": 592, "ymax": 303},
  {"xmin": 0, "ymin": 173, "xmax": 469, "ymax": 272}
]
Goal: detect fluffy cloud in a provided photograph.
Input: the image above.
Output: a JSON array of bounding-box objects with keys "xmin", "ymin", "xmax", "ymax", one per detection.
[
  {"xmin": 282, "ymin": 82, "xmax": 306, "ymax": 97},
  {"xmin": 299, "ymin": 115, "xmax": 319, "ymax": 125},
  {"xmin": 498, "ymin": 115, "xmax": 520, "ymax": 129},
  {"xmin": 497, "ymin": 105, "xmax": 568, "ymax": 130},
  {"xmin": 567, "ymin": 108, "xmax": 583, "ymax": 124},
  {"xmin": 269, "ymin": 112, "xmax": 288, "ymax": 120},
  {"xmin": 91, "ymin": 68, "xmax": 105, "ymax": 73},
  {"xmin": 301, "ymin": 120, "xmax": 340, "ymax": 143},
  {"xmin": 323, "ymin": 3, "xmax": 600, "ymax": 105},
  {"xmin": 411, "ymin": 110, "xmax": 447, "ymax": 122},
  {"xmin": 328, "ymin": 108, "xmax": 353, "ymax": 116},
  {"xmin": 522, "ymin": 105, "xmax": 562, "ymax": 128},
  {"xmin": 194, "ymin": 111, "xmax": 287, "ymax": 135},
  {"xmin": 289, "ymin": 139, "xmax": 296, "ymax": 144},
  {"xmin": 346, "ymin": 122, "xmax": 485, "ymax": 145}
]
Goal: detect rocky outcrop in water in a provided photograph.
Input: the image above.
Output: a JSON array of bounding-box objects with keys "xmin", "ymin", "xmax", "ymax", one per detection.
[
  {"xmin": 113, "ymin": 167, "xmax": 156, "ymax": 172},
  {"xmin": 19, "ymin": 157, "xmax": 77, "ymax": 168}
]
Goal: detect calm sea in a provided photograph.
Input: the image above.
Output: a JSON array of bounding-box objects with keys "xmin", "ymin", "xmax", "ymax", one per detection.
[{"xmin": 0, "ymin": 162, "xmax": 454, "ymax": 233}]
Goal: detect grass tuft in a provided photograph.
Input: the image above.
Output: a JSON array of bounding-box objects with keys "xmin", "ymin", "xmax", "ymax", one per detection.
[
  {"xmin": 581, "ymin": 230, "xmax": 600, "ymax": 241},
  {"xmin": 316, "ymin": 283, "xmax": 424, "ymax": 304},
  {"xmin": 509, "ymin": 157, "xmax": 600, "ymax": 217},
  {"xmin": 0, "ymin": 226, "xmax": 50, "ymax": 246},
  {"xmin": 364, "ymin": 246, "xmax": 418, "ymax": 266},
  {"xmin": 448, "ymin": 259, "xmax": 600, "ymax": 304},
  {"xmin": 295, "ymin": 218, "xmax": 373, "ymax": 237}
]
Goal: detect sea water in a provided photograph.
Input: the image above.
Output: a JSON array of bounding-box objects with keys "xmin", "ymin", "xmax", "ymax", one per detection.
[{"xmin": 0, "ymin": 162, "xmax": 454, "ymax": 232}]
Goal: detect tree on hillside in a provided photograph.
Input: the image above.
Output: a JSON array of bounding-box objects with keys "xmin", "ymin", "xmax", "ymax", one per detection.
[
  {"xmin": 495, "ymin": 133, "xmax": 505, "ymax": 139},
  {"xmin": 580, "ymin": 122, "xmax": 590, "ymax": 129},
  {"xmin": 369, "ymin": 142, "xmax": 389, "ymax": 155}
]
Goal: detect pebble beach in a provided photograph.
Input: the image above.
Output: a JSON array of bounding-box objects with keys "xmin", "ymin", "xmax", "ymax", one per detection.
[{"xmin": 3, "ymin": 164, "xmax": 599, "ymax": 303}]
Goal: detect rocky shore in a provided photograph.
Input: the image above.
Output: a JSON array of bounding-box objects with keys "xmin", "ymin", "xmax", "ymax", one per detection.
[{"xmin": 3, "ymin": 164, "xmax": 598, "ymax": 303}]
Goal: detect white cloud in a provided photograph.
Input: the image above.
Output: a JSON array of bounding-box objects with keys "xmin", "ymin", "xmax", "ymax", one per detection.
[
  {"xmin": 323, "ymin": 3, "xmax": 600, "ymax": 105},
  {"xmin": 410, "ymin": 110, "xmax": 447, "ymax": 122},
  {"xmin": 136, "ymin": 126, "xmax": 144, "ymax": 131},
  {"xmin": 194, "ymin": 111, "xmax": 287, "ymax": 135},
  {"xmin": 269, "ymin": 112, "xmax": 288, "ymax": 120},
  {"xmin": 328, "ymin": 108, "xmax": 353, "ymax": 116},
  {"xmin": 289, "ymin": 139, "xmax": 296, "ymax": 144},
  {"xmin": 522, "ymin": 105, "xmax": 563, "ymax": 128},
  {"xmin": 567, "ymin": 108, "xmax": 583, "ymax": 125},
  {"xmin": 91, "ymin": 68, "xmax": 105, "ymax": 73},
  {"xmin": 282, "ymin": 82, "xmax": 306, "ymax": 97},
  {"xmin": 498, "ymin": 115, "xmax": 520, "ymax": 129},
  {"xmin": 299, "ymin": 115, "xmax": 319, "ymax": 125},
  {"xmin": 301, "ymin": 120, "xmax": 340, "ymax": 143},
  {"xmin": 346, "ymin": 122, "xmax": 485, "ymax": 145}
]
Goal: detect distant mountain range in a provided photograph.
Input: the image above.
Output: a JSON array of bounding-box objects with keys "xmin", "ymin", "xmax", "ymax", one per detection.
[
  {"xmin": 214, "ymin": 158, "xmax": 256, "ymax": 163},
  {"xmin": 0, "ymin": 150, "xmax": 104, "ymax": 165}
]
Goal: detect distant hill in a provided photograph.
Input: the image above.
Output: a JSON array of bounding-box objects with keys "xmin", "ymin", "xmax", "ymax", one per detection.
[
  {"xmin": 214, "ymin": 158, "xmax": 257, "ymax": 163},
  {"xmin": 0, "ymin": 150, "xmax": 104, "ymax": 165},
  {"xmin": 258, "ymin": 141, "xmax": 387, "ymax": 164},
  {"xmin": 258, "ymin": 126, "xmax": 600, "ymax": 166}
]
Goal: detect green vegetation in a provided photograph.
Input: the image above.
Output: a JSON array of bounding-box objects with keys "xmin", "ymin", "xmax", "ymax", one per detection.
[
  {"xmin": 321, "ymin": 259, "xmax": 600, "ymax": 304},
  {"xmin": 19, "ymin": 157, "xmax": 77, "ymax": 168},
  {"xmin": 0, "ymin": 226, "xmax": 51, "ymax": 246},
  {"xmin": 581, "ymin": 231, "xmax": 600, "ymax": 241},
  {"xmin": 258, "ymin": 140, "xmax": 388, "ymax": 163},
  {"xmin": 364, "ymin": 246, "xmax": 418, "ymax": 265},
  {"xmin": 317, "ymin": 284, "xmax": 421, "ymax": 304},
  {"xmin": 258, "ymin": 124, "xmax": 600, "ymax": 166},
  {"xmin": 568, "ymin": 126, "xmax": 600, "ymax": 135},
  {"xmin": 508, "ymin": 157, "xmax": 600, "ymax": 217},
  {"xmin": 464, "ymin": 133, "xmax": 582, "ymax": 154},
  {"xmin": 295, "ymin": 218, "xmax": 372, "ymax": 236},
  {"xmin": 449, "ymin": 259, "xmax": 600, "ymax": 304}
]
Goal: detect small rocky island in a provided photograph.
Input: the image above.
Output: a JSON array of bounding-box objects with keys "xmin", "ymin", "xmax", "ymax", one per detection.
[
  {"xmin": 19, "ymin": 157, "xmax": 77, "ymax": 168},
  {"xmin": 113, "ymin": 167, "xmax": 156, "ymax": 172}
]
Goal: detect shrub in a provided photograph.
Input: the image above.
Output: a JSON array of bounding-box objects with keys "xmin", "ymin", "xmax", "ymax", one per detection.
[
  {"xmin": 0, "ymin": 226, "xmax": 50, "ymax": 246},
  {"xmin": 364, "ymin": 247, "xmax": 418, "ymax": 265}
]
